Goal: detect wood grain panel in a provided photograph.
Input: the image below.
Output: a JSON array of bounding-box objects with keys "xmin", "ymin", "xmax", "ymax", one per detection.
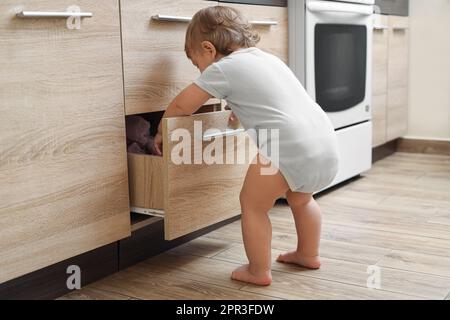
[
  {"xmin": 221, "ymin": 2, "xmax": 288, "ymax": 63},
  {"xmin": 0, "ymin": 0, "xmax": 130, "ymax": 283},
  {"xmin": 387, "ymin": 86, "xmax": 409, "ymax": 141},
  {"xmin": 162, "ymin": 111, "xmax": 257, "ymax": 240},
  {"xmin": 373, "ymin": 15, "xmax": 389, "ymax": 96},
  {"xmin": 128, "ymin": 154, "xmax": 164, "ymax": 210},
  {"xmin": 121, "ymin": 0, "xmax": 217, "ymax": 115},
  {"xmin": 387, "ymin": 15, "xmax": 409, "ymax": 141},
  {"xmin": 372, "ymin": 94, "xmax": 387, "ymax": 147},
  {"xmin": 372, "ymin": 15, "xmax": 389, "ymax": 147}
]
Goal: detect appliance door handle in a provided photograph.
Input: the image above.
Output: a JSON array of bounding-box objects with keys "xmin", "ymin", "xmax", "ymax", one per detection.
[
  {"xmin": 307, "ymin": 1, "xmax": 373, "ymax": 16},
  {"xmin": 17, "ymin": 11, "xmax": 93, "ymax": 18},
  {"xmin": 151, "ymin": 14, "xmax": 191, "ymax": 23},
  {"xmin": 203, "ymin": 128, "xmax": 246, "ymax": 141}
]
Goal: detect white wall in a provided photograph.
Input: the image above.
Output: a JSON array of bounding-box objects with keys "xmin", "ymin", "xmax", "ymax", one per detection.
[{"xmin": 406, "ymin": 0, "xmax": 450, "ymax": 140}]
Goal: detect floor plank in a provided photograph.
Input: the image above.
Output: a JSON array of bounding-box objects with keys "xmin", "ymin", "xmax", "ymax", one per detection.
[
  {"xmin": 213, "ymin": 244, "xmax": 450, "ymax": 299},
  {"xmin": 88, "ymin": 266, "xmax": 279, "ymax": 300},
  {"xmin": 377, "ymin": 250, "xmax": 450, "ymax": 278},
  {"xmin": 240, "ymin": 270, "xmax": 420, "ymax": 300},
  {"xmin": 59, "ymin": 287, "xmax": 138, "ymax": 300},
  {"xmin": 167, "ymin": 237, "xmax": 234, "ymax": 258},
  {"xmin": 63, "ymin": 152, "xmax": 450, "ymax": 300}
]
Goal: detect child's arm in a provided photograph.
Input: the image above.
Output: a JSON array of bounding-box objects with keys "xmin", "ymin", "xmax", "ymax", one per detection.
[{"xmin": 154, "ymin": 84, "xmax": 212, "ymax": 155}]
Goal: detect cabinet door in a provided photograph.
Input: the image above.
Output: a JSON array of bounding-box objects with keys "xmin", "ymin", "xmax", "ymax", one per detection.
[
  {"xmin": 372, "ymin": 14, "xmax": 388, "ymax": 147},
  {"xmin": 121, "ymin": 0, "xmax": 218, "ymax": 115},
  {"xmin": 0, "ymin": 0, "xmax": 130, "ymax": 283},
  {"xmin": 387, "ymin": 15, "xmax": 409, "ymax": 141},
  {"xmin": 219, "ymin": 2, "xmax": 288, "ymax": 63}
]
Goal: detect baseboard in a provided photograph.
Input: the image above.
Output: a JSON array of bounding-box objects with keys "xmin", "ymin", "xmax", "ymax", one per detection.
[
  {"xmin": 397, "ymin": 138, "xmax": 450, "ymax": 156},
  {"xmin": 372, "ymin": 139, "xmax": 398, "ymax": 163}
]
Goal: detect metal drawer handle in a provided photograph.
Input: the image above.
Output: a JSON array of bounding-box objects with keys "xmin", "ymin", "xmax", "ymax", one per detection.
[
  {"xmin": 151, "ymin": 14, "xmax": 191, "ymax": 23},
  {"xmin": 392, "ymin": 26, "xmax": 409, "ymax": 31},
  {"xmin": 373, "ymin": 25, "xmax": 389, "ymax": 30},
  {"xmin": 250, "ymin": 20, "xmax": 278, "ymax": 26},
  {"xmin": 17, "ymin": 11, "xmax": 93, "ymax": 18},
  {"xmin": 152, "ymin": 14, "xmax": 277, "ymax": 26},
  {"xmin": 203, "ymin": 128, "xmax": 245, "ymax": 141}
]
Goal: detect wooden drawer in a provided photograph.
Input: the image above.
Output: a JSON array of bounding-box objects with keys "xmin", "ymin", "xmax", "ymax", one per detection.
[
  {"xmin": 372, "ymin": 14, "xmax": 388, "ymax": 147},
  {"xmin": 220, "ymin": 2, "xmax": 288, "ymax": 62},
  {"xmin": 128, "ymin": 111, "xmax": 257, "ymax": 240},
  {"xmin": 0, "ymin": 0, "xmax": 130, "ymax": 283},
  {"xmin": 121, "ymin": 0, "xmax": 218, "ymax": 115}
]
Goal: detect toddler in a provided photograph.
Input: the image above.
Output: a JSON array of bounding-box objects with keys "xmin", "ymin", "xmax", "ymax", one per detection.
[{"xmin": 154, "ymin": 6, "xmax": 339, "ymax": 286}]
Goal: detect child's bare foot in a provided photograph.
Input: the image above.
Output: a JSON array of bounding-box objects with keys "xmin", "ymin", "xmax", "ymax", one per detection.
[
  {"xmin": 231, "ymin": 264, "xmax": 272, "ymax": 286},
  {"xmin": 276, "ymin": 251, "xmax": 322, "ymax": 269}
]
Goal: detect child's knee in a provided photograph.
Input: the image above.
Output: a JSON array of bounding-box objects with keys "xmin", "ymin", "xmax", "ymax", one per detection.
[
  {"xmin": 287, "ymin": 192, "xmax": 313, "ymax": 207},
  {"xmin": 240, "ymin": 189, "xmax": 272, "ymax": 214}
]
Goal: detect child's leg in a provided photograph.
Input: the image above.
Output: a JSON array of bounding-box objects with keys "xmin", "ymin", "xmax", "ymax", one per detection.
[
  {"xmin": 276, "ymin": 191, "xmax": 322, "ymax": 269},
  {"xmin": 231, "ymin": 156, "xmax": 290, "ymax": 286}
]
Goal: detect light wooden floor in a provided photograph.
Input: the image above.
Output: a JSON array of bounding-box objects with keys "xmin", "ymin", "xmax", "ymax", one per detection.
[{"xmin": 62, "ymin": 152, "xmax": 450, "ymax": 300}]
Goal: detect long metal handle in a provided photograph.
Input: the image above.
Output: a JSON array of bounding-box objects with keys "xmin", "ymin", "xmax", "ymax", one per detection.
[
  {"xmin": 151, "ymin": 14, "xmax": 191, "ymax": 23},
  {"xmin": 203, "ymin": 128, "xmax": 245, "ymax": 141},
  {"xmin": 250, "ymin": 20, "xmax": 278, "ymax": 26},
  {"xmin": 392, "ymin": 26, "xmax": 409, "ymax": 31},
  {"xmin": 17, "ymin": 11, "xmax": 93, "ymax": 18},
  {"xmin": 152, "ymin": 14, "xmax": 277, "ymax": 26},
  {"xmin": 373, "ymin": 25, "xmax": 389, "ymax": 30},
  {"xmin": 307, "ymin": 1, "xmax": 373, "ymax": 16}
]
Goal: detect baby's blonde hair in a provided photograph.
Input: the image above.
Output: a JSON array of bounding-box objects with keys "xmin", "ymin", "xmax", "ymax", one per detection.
[{"xmin": 185, "ymin": 6, "xmax": 260, "ymax": 57}]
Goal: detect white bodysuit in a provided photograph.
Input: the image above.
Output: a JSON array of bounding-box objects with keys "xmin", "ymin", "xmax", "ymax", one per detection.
[{"xmin": 194, "ymin": 47, "xmax": 339, "ymax": 193}]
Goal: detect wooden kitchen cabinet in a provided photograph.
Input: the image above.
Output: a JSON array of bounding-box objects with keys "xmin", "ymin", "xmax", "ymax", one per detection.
[
  {"xmin": 128, "ymin": 110, "xmax": 257, "ymax": 240},
  {"xmin": 121, "ymin": 0, "xmax": 219, "ymax": 115},
  {"xmin": 220, "ymin": 2, "xmax": 289, "ymax": 63},
  {"xmin": 372, "ymin": 14, "xmax": 389, "ymax": 147},
  {"xmin": 371, "ymin": 15, "xmax": 409, "ymax": 147},
  {"xmin": 386, "ymin": 15, "xmax": 409, "ymax": 141},
  {"xmin": 0, "ymin": 0, "xmax": 130, "ymax": 284}
]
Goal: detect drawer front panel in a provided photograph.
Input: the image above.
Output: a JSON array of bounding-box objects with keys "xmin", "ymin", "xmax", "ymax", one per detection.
[
  {"xmin": 0, "ymin": 0, "xmax": 130, "ymax": 283},
  {"xmin": 121, "ymin": 0, "xmax": 218, "ymax": 115},
  {"xmin": 219, "ymin": 2, "xmax": 288, "ymax": 62},
  {"xmin": 162, "ymin": 111, "xmax": 257, "ymax": 240}
]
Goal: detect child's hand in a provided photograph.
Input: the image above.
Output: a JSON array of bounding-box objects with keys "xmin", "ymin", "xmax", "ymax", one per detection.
[{"xmin": 154, "ymin": 132, "xmax": 163, "ymax": 156}]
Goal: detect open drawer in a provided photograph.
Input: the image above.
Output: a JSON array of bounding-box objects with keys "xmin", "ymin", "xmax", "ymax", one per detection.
[{"xmin": 128, "ymin": 111, "xmax": 257, "ymax": 240}]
